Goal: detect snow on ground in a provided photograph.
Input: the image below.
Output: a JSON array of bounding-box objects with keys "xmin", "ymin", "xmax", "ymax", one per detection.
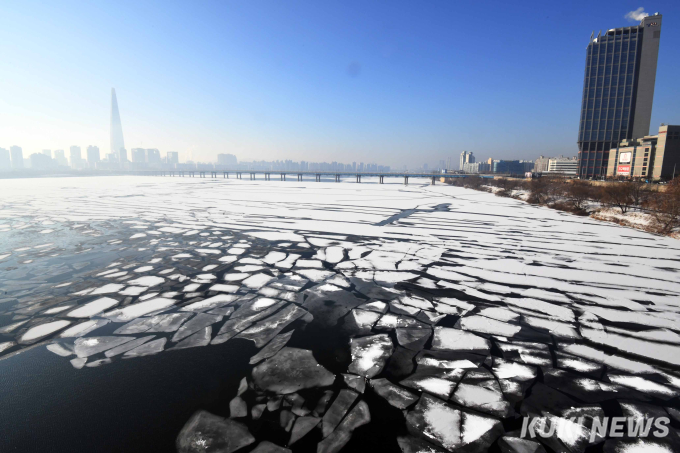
[{"xmin": 1, "ymin": 176, "xmax": 680, "ymax": 452}]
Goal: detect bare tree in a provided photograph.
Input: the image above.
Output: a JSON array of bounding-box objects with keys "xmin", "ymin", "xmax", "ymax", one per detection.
[
  {"xmin": 601, "ymin": 183, "xmax": 634, "ymax": 214},
  {"xmin": 646, "ymin": 179, "xmax": 680, "ymax": 235},
  {"xmin": 566, "ymin": 181, "xmax": 593, "ymax": 211},
  {"xmin": 628, "ymin": 181, "xmax": 649, "ymax": 209}
]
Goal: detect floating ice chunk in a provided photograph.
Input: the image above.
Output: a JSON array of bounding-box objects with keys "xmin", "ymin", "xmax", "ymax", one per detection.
[
  {"xmin": 119, "ymin": 286, "xmax": 147, "ymax": 296},
  {"xmin": 295, "ymin": 259, "xmax": 323, "ymax": 268},
  {"xmin": 477, "ymin": 307, "xmax": 519, "ymax": 322},
  {"xmin": 60, "ymin": 319, "xmax": 110, "ymax": 338},
  {"xmin": 450, "ymin": 383, "xmax": 509, "ymax": 417},
  {"xmin": 224, "ymin": 273, "xmax": 249, "ymax": 282},
  {"xmin": 492, "ymin": 358, "xmax": 537, "ymax": 381},
  {"xmin": 208, "ymin": 284, "xmax": 239, "ymax": 293},
  {"xmin": 242, "ymin": 273, "xmax": 275, "ymax": 289},
  {"xmin": 115, "ymin": 312, "xmax": 193, "ymax": 334},
  {"xmin": 127, "ymin": 276, "xmax": 165, "ymax": 287},
  {"xmin": 124, "ymin": 338, "xmax": 167, "ymax": 357},
  {"xmin": 321, "ymin": 389, "xmax": 359, "ymax": 437},
  {"xmin": 396, "ymin": 328, "xmax": 432, "ymax": 351},
  {"xmin": 234, "ymin": 265, "xmax": 264, "ymax": 272},
  {"xmin": 0, "ymin": 341, "xmax": 16, "ymax": 354},
  {"xmin": 91, "ymin": 283, "xmax": 125, "ymax": 295},
  {"xmin": 431, "ymin": 327, "xmax": 490, "ymax": 353},
  {"xmin": 44, "ymin": 305, "xmax": 74, "ymax": 314},
  {"xmin": 134, "ymin": 266, "xmax": 154, "ymax": 273},
  {"xmin": 460, "ymin": 315, "xmax": 521, "ymax": 337},
  {"xmin": 405, "ymin": 394, "xmax": 502, "ymax": 451},
  {"xmin": 237, "ymin": 304, "xmax": 307, "ymax": 347},
  {"xmin": 252, "ymin": 347, "xmax": 335, "ymax": 394},
  {"xmin": 71, "ymin": 358, "xmax": 87, "ymax": 369},
  {"xmin": 276, "ymin": 253, "xmax": 301, "ymax": 269},
  {"xmin": 172, "ymin": 253, "xmax": 193, "ymax": 260},
  {"xmin": 289, "ymin": 416, "xmax": 321, "ymax": 445},
  {"xmin": 263, "ymin": 251, "xmax": 287, "ymax": 264},
  {"xmin": 46, "ymin": 341, "xmax": 73, "ymax": 356},
  {"xmin": 219, "ymin": 255, "xmax": 238, "ymax": 263},
  {"xmin": 427, "ymin": 266, "xmax": 476, "ymax": 282},
  {"xmin": 523, "ymin": 316, "xmax": 580, "ymax": 339},
  {"xmin": 608, "ymin": 374, "xmax": 679, "ymax": 398},
  {"xmin": 67, "ymin": 297, "xmax": 119, "ymax": 318},
  {"xmin": 370, "ymin": 378, "xmax": 419, "ymax": 409},
  {"xmin": 104, "ymin": 297, "xmax": 176, "ymax": 322},
  {"xmin": 505, "ymin": 298, "xmax": 574, "ymax": 322},
  {"xmin": 374, "ymin": 271, "xmax": 419, "ymax": 284},
  {"xmin": 74, "ymin": 336, "xmax": 135, "ymax": 357},
  {"xmin": 227, "ymin": 247, "xmax": 246, "ymax": 255},
  {"xmin": 182, "ymin": 283, "xmax": 201, "ymax": 292},
  {"xmin": 202, "ymin": 264, "xmax": 218, "ymax": 271},
  {"xmin": 173, "ymin": 326, "xmax": 212, "ymax": 350},
  {"xmin": 19, "ymin": 320, "xmax": 72, "ymax": 343},
  {"xmin": 522, "ymin": 288, "xmax": 571, "ymax": 303},
  {"xmin": 348, "ymin": 334, "xmax": 393, "ymax": 378},
  {"xmin": 247, "ymin": 231, "xmax": 306, "ymax": 242},
  {"xmin": 176, "ymin": 410, "xmax": 255, "ymax": 453},
  {"xmin": 325, "ymin": 247, "xmax": 344, "ymax": 264},
  {"xmin": 172, "ymin": 313, "xmax": 222, "ymax": 342},
  {"xmin": 105, "ymin": 335, "xmax": 156, "ymax": 357},
  {"xmin": 295, "ymin": 268, "xmax": 334, "ymax": 283},
  {"xmin": 181, "ymin": 294, "xmax": 238, "ymax": 312},
  {"xmin": 249, "ymin": 331, "xmax": 294, "ymax": 364}
]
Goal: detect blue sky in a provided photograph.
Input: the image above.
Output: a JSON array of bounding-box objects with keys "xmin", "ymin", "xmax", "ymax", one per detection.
[{"xmin": 1, "ymin": 1, "xmax": 678, "ymax": 167}]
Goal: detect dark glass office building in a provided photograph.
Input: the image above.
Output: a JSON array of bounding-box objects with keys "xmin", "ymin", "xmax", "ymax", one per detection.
[{"xmin": 577, "ymin": 14, "xmax": 662, "ymax": 178}]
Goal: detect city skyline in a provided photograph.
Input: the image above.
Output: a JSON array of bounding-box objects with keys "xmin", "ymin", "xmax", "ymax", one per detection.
[{"xmin": 1, "ymin": 2, "xmax": 679, "ymax": 167}]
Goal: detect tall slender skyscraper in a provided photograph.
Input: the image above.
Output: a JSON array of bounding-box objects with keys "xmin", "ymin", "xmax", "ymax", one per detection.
[
  {"xmin": 110, "ymin": 88, "xmax": 125, "ymax": 161},
  {"xmin": 577, "ymin": 13, "xmax": 662, "ymax": 178}
]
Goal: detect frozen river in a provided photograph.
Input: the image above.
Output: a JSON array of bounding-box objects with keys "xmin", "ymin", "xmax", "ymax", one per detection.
[{"xmin": 1, "ymin": 176, "xmax": 680, "ymax": 453}]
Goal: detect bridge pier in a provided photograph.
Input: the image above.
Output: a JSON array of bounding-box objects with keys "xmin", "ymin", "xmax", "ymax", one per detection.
[
  {"xmin": 224, "ymin": 172, "xmax": 227, "ymax": 179},
  {"xmin": 431, "ymin": 176, "xmax": 436, "ymax": 185},
  {"xmin": 356, "ymin": 174, "xmax": 361, "ymax": 183},
  {"xmin": 404, "ymin": 176, "xmax": 408, "ymax": 185},
  {"xmin": 298, "ymin": 174, "xmax": 302, "ymax": 181},
  {"xmin": 335, "ymin": 174, "xmax": 340, "ymax": 182},
  {"xmin": 379, "ymin": 175, "xmax": 384, "ymax": 184},
  {"xmin": 250, "ymin": 173, "xmax": 255, "ymax": 180},
  {"xmin": 200, "ymin": 171, "xmax": 205, "ymax": 178},
  {"xmin": 237, "ymin": 172, "xmax": 241, "ymax": 179},
  {"xmin": 316, "ymin": 174, "xmax": 320, "ymax": 182},
  {"xmin": 281, "ymin": 173, "xmax": 285, "ymax": 181}
]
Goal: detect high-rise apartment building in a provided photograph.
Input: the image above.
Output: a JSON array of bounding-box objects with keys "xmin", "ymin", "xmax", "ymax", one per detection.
[
  {"xmin": 577, "ymin": 13, "xmax": 662, "ymax": 178},
  {"xmin": 10, "ymin": 146, "xmax": 24, "ymax": 169},
  {"xmin": 131, "ymin": 148, "xmax": 146, "ymax": 163},
  {"xmin": 54, "ymin": 150, "xmax": 68, "ymax": 166},
  {"xmin": 146, "ymin": 149, "xmax": 161, "ymax": 164},
  {"xmin": 87, "ymin": 146, "xmax": 101, "ymax": 167},
  {"xmin": 0, "ymin": 148, "xmax": 10, "ymax": 170},
  {"xmin": 70, "ymin": 146, "xmax": 84, "ymax": 169},
  {"xmin": 217, "ymin": 153, "xmax": 238, "ymax": 166},
  {"xmin": 459, "ymin": 151, "xmax": 475, "ymax": 170},
  {"xmin": 167, "ymin": 152, "xmax": 179, "ymax": 165}
]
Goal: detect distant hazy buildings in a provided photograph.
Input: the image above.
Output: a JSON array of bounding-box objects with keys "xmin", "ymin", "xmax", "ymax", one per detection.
[
  {"xmin": 146, "ymin": 149, "xmax": 161, "ymax": 164},
  {"xmin": 42, "ymin": 150, "xmax": 52, "ymax": 158},
  {"xmin": 30, "ymin": 152, "xmax": 54, "ymax": 169},
  {"xmin": 131, "ymin": 148, "xmax": 146, "ymax": 163},
  {"xmin": 10, "ymin": 146, "xmax": 23, "ymax": 169},
  {"xmin": 110, "ymin": 88, "xmax": 126, "ymax": 162},
  {"xmin": 217, "ymin": 153, "xmax": 238, "ymax": 166},
  {"xmin": 534, "ymin": 156, "xmax": 550, "ymax": 173},
  {"xmin": 69, "ymin": 146, "xmax": 86, "ymax": 169},
  {"xmin": 546, "ymin": 157, "xmax": 578, "ymax": 175},
  {"xmin": 0, "ymin": 148, "xmax": 11, "ymax": 170},
  {"xmin": 167, "ymin": 152, "xmax": 179, "ymax": 165},
  {"xmin": 577, "ymin": 14, "xmax": 662, "ymax": 178},
  {"xmin": 87, "ymin": 146, "xmax": 100, "ymax": 168},
  {"xmin": 54, "ymin": 150, "xmax": 68, "ymax": 166}
]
